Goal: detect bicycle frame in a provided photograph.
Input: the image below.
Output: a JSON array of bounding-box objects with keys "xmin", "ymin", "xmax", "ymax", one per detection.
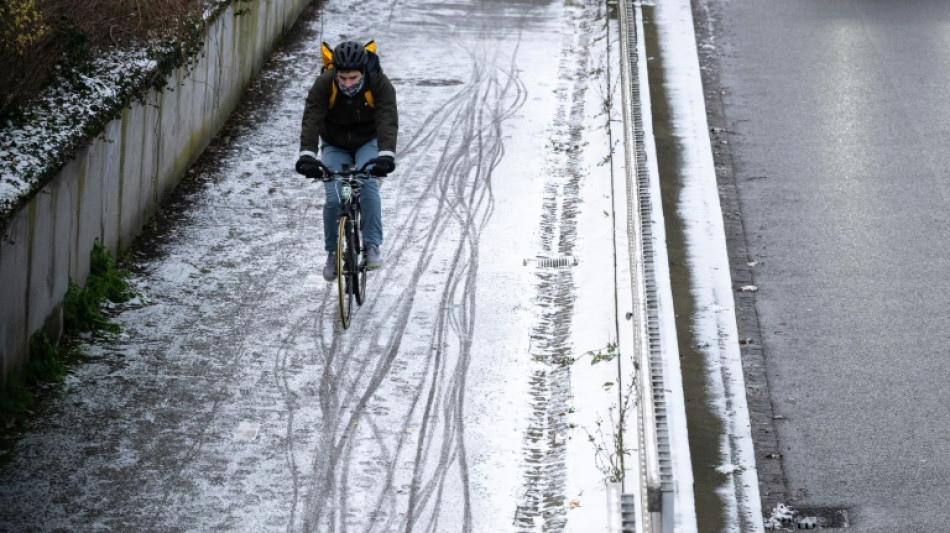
[{"xmin": 312, "ymin": 161, "xmax": 375, "ymax": 328}]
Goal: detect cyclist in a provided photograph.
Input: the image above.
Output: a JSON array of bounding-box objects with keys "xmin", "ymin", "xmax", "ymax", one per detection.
[{"xmin": 295, "ymin": 40, "xmax": 398, "ymax": 280}]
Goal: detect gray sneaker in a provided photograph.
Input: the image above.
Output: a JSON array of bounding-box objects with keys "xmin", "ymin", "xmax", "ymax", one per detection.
[
  {"xmin": 323, "ymin": 252, "xmax": 336, "ymax": 281},
  {"xmin": 366, "ymin": 245, "xmax": 382, "ymax": 269}
]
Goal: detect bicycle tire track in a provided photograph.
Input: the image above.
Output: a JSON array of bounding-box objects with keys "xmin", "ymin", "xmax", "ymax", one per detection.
[
  {"xmin": 401, "ymin": 50, "xmax": 526, "ymax": 533},
  {"xmin": 298, "ymin": 30, "xmax": 528, "ymax": 531},
  {"xmin": 0, "ymin": 0, "xmax": 578, "ymax": 531},
  {"xmin": 396, "ymin": 42, "xmax": 526, "ymax": 533}
]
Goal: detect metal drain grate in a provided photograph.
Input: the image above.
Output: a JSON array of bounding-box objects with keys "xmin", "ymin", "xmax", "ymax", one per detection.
[
  {"xmin": 765, "ymin": 504, "xmax": 850, "ymax": 530},
  {"xmin": 523, "ymin": 256, "xmax": 578, "ymax": 268}
]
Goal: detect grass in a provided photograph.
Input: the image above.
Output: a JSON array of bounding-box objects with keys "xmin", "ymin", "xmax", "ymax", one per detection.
[{"xmin": 587, "ymin": 380, "xmax": 635, "ymax": 483}]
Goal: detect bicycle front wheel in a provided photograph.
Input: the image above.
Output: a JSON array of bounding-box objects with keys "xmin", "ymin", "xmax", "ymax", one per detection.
[
  {"xmin": 336, "ymin": 216, "xmax": 355, "ymax": 328},
  {"xmin": 352, "ymin": 209, "xmax": 367, "ymax": 306}
]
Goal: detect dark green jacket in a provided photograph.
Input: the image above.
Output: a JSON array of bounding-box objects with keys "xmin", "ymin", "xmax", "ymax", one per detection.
[{"xmin": 299, "ymin": 66, "xmax": 398, "ymax": 157}]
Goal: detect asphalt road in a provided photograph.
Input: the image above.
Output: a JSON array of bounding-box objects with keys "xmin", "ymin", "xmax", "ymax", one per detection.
[{"xmin": 695, "ymin": 0, "xmax": 950, "ymax": 530}]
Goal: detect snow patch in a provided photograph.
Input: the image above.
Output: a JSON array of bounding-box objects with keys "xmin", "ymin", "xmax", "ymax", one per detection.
[{"xmin": 0, "ymin": 1, "xmax": 232, "ymax": 223}]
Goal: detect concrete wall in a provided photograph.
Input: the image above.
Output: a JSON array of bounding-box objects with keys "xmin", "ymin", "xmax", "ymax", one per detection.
[{"xmin": 0, "ymin": 0, "xmax": 311, "ymax": 384}]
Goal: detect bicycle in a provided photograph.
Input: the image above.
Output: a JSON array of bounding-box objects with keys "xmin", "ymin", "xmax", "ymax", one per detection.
[{"xmin": 310, "ymin": 161, "xmax": 376, "ymax": 329}]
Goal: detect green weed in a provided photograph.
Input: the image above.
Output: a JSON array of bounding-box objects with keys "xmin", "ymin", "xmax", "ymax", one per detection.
[
  {"xmin": 63, "ymin": 239, "xmax": 133, "ymax": 335},
  {"xmin": 27, "ymin": 331, "xmax": 65, "ymax": 384},
  {"xmin": 0, "ymin": 378, "xmax": 34, "ymax": 429},
  {"xmin": 63, "ymin": 280, "xmax": 113, "ymax": 333},
  {"xmin": 587, "ymin": 380, "xmax": 635, "ymax": 483},
  {"xmin": 88, "ymin": 239, "xmax": 134, "ymax": 304},
  {"xmin": 2, "ymin": 239, "xmax": 134, "ymax": 430}
]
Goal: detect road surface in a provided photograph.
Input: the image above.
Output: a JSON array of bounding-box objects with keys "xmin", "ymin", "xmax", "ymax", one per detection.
[{"xmin": 693, "ymin": 0, "xmax": 950, "ymax": 530}]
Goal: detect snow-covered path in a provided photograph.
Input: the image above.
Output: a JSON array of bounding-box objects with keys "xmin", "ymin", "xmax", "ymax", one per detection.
[{"xmin": 0, "ymin": 0, "xmax": 636, "ymax": 531}]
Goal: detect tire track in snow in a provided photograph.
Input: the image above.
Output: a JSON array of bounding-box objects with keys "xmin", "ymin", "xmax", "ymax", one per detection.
[
  {"xmin": 136, "ymin": 181, "xmax": 330, "ymax": 530},
  {"xmin": 511, "ymin": 2, "xmax": 597, "ymax": 531},
  {"xmin": 298, "ymin": 37, "xmax": 527, "ymax": 533},
  {"xmin": 0, "ymin": 1, "xmax": 561, "ymax": 530}
]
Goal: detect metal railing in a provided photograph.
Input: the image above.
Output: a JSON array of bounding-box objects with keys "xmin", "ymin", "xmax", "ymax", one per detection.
[{"xmin": 615, "ymin": 0, "xmax": 673, "ymax": 530}]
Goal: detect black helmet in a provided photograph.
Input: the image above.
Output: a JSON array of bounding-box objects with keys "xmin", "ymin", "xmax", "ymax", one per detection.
[{"xmin": 332, "ymin": 41, "xmax": 368, "ymax": 71}]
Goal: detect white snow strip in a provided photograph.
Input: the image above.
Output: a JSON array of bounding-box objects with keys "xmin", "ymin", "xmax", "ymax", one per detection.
[
  {"xmin": 633, "ymin": 2, "xmax": 699, "ymax": 531},
  {"xmin": 654, "ymin": 0, "xmax": 764, "ymax": 530}
]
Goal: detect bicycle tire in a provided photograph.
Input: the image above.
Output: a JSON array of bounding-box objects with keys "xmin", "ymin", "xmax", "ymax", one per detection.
[
  {"xmin": 336, "ymin": 216, "xmax": 354, "ymax": 328},
  {"xmin": 352, "ymin": 209, "xmax": 367, "ymax": 306}
]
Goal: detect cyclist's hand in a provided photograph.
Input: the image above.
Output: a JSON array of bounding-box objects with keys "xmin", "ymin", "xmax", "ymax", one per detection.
[
  {"xmin": 367, "ymin": 155, "xmax": 395, "ymax": 177},
  {"xmin": 295, "ymin": 154, "xmax": 324, "ymax": 179}
]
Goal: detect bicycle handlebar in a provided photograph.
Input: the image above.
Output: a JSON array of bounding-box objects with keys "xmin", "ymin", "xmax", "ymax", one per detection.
[{"xmin": 311, "ymin": 161, "xmax": 376, "ymax": 182}]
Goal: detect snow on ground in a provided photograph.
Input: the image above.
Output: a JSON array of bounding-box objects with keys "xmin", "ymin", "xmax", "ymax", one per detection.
[
  {"xmin": 0, "ymin": 0, "xmax": 644, "ymax": 531},
  {"xmin": 652, "ymin": 0, "xmax": 763, "ymax": 530}
]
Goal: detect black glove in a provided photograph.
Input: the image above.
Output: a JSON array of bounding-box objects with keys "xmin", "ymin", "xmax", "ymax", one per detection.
[
  {"xmin": 367, "ymin": 155, "xmax": 396, "ymax": 177},
  {"xmin": 295, "ymin": 155, "xmax": 324, "ymax": 179}
]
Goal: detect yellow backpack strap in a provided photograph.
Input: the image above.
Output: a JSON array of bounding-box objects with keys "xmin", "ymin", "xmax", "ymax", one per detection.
[{"xmin": 329, "ymin": 84, "xmax": 372, "ymax": 108}]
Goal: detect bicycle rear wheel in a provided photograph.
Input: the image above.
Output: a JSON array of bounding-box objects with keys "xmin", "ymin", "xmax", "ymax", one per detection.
[{"xmin": 336, "ymin": 216, "xmax": 355, "ymax": 328}]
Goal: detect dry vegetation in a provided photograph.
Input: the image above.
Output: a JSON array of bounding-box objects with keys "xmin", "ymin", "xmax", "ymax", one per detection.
[{"xmin": 0, "ymin": 0, "xmax": 210, "ymax": 119}]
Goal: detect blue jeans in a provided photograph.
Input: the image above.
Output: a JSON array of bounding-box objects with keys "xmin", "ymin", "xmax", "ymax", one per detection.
[{"xmin": 321, "ymin": 140, "xmax": 383, "ymax": 252}]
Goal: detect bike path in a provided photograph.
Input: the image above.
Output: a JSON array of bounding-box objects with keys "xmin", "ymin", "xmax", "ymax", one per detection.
[{"xmin": 0, "ymin": 0, "xmax": 635, "ymax": 531}]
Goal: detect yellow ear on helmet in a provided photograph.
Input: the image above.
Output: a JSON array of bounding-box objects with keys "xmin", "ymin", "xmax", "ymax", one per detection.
[
  {"xmin": 321, "ymin": 42, "xmax": 334, "ymax": 71},
  {"xmin": 323, "ymin": 41, "xmax": 376, "ymax": 72}
]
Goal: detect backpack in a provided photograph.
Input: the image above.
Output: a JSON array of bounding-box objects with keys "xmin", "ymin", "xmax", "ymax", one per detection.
[{"xmin": 321, "ymin": 41, "xmax": 377, "ymax": 109}]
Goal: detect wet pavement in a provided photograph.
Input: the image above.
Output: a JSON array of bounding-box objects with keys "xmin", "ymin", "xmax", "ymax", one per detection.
[
  {"xmin": 0, "ymin": 0, "xmax": 631, "ymax": 531},
  {"xmin": 694, "ymin": 0, "xmax": 950, "ymax": 530}
]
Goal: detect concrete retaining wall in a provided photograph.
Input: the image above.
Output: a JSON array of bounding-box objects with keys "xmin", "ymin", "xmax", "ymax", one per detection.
[{"xmin": 0, "ymin": 0, "xmax": 311, "ymax": 384}]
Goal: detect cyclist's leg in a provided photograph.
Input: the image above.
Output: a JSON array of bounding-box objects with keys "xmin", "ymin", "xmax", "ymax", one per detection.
[
  {"xmin": 354, "ymin": 139, "xmax": 383, "ymax": 247},
  {"xmin": 321, "ymin": 143, "xmax": 355, "ymax": 252}
]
